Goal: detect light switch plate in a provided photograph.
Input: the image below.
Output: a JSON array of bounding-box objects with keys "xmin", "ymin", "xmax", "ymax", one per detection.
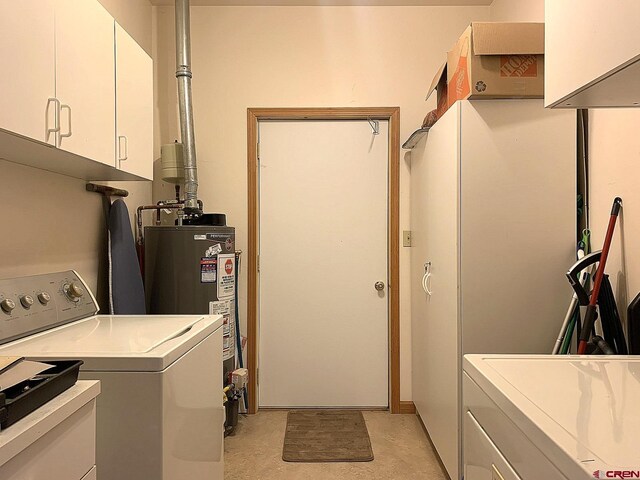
[{"xmin": 403, "ymin": 230, "xmax": 412, "ymax": 247}]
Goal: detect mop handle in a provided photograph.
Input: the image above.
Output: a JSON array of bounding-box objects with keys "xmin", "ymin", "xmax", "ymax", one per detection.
[
  {"xmin": 591, "ymin": 199, "xmax": 622, "ymax": 307},
  {"xmin": 578, "ymin": 197, "xmax": 622, "ymax": 354}
]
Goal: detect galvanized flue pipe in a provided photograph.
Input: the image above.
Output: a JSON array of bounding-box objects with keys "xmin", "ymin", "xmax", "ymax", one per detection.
[{"xmin": 175, "ymin": 0, "xmax": 200, "ymax": 215}]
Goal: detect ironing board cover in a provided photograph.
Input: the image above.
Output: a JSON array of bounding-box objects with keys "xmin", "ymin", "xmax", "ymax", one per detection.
[{"xmin": 109, "ymin": 199, "xmax": 146, "ymax": 314}]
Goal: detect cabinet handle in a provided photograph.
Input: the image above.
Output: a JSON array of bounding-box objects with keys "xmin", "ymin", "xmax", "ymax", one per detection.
[
  {"xmin": 45, "ymin": 98, "xmax": 60, "ymax": 143},
  {"xmin": 118, "ymin": 135, "xmax": 128, "ymax": 164},
  {"xmin": 59, "ymin": 104, "xmax": 72, "ymax": 144},
  {"xmin": 422, "ymin": 262, "xmax": 432, "ymax": 296}
]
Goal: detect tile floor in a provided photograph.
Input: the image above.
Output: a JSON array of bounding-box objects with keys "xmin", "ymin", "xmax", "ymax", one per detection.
[{"xmin": 224, "ymin": 410, "xmax": 448, "ymax": 479}]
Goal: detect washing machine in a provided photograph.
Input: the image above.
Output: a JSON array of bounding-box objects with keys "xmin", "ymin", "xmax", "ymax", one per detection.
[
  {"xmin": 0, "ymin": 270, "xmax": 224, "ymax": 480},
  {"xmin": 463, "ymin": 354, "xmax": 640, "ymax": 480}
]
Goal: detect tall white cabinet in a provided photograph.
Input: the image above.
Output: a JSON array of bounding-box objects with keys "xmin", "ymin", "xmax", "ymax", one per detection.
[{"xmin": 410, "ymin": 100, "xmax": 576, "ymax": 480}]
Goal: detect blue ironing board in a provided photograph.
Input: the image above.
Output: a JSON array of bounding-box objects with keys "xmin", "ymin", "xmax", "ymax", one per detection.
[{"xmin": 108, "ymin": 199, "xmax": 146, "ymax": 314}]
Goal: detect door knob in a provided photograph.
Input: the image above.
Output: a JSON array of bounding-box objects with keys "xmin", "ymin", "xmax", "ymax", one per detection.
[{"xmin": 374, "ymin": 281, "xmax": 385, "ymax": 291}]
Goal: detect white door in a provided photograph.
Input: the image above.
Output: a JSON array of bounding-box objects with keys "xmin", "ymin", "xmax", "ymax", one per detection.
[
  {"xmin": 0, "ymin": 0, "xmax": 56, "ymax": 144},
  {"xmin": 55, "ymin": 0, "xmax": 115, "ymax": 166},
  {"xmin": 259, "ymin": 120, "xmax": 389, "ymax": 408},
  {"xmin": 115, "ymin": 23, "xmax": 153, "ymax": 180}
]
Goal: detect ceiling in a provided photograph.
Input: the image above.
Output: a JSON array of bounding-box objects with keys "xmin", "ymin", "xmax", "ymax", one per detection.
[{"xmin": 150, "ymin": 0, "xmax": 492, "ymax": 6}]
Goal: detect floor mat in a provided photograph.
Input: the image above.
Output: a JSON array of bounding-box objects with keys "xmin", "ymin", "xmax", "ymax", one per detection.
[{"xmin": 282, "ymin": 410, "xmax": 374, "ymax": 462}]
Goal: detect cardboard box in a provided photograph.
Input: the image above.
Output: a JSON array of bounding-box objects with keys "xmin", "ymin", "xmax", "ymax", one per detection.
[
  {"xmin": 447, "ymin": 22, "xmax": 544, "ymax": 102},
  {"xmin": 425, "ymin": 62, "xmax": 451, "ymax": 118}
]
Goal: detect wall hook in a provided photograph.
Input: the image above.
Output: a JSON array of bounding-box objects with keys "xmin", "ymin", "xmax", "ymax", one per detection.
[{"xmin": 367, "ymin": 118, "xmax": 379, "ymax": 135}]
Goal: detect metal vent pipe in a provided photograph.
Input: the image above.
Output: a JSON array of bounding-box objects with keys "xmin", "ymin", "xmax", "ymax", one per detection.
[{"xmin": 175, "ymin": 0, "xmax": 200, "ymax": 215}]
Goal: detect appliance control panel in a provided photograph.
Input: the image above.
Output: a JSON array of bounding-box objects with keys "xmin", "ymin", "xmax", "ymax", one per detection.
[{"xmin": 0, "ymin": 270, "xmax": 98, "ymax": 345}]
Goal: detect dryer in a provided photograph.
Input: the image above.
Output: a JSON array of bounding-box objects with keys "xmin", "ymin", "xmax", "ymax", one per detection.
[{"xmin": 464, "ymin": 354, "xmax": 640, "ymax": 480}]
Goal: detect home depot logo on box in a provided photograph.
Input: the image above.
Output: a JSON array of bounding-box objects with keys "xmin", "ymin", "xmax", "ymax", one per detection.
[
  {"xmin": 500, "ymin": 55, "xmax": 538, "ymax": 78},
  {"xmin": 453, "ymin": 55, "xmax": 470, "ymax": 98},
  {"xmin": 446, "ymin": 22, "xmax": 545, "ymax": 102}
]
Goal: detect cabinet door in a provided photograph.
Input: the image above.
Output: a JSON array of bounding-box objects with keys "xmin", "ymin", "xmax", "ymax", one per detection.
[
  {"xmin": 410, "ymin": 103, "xmax": 461, "ymax": 479},
  {"xmin": 55, "ymin": 0, "xmax": 115, "ymax": 166},
  {"xmin": 0, "ymin": 0, "xmax": 56, "ymax": 144},
  {"xmin": 115, "ymin": 23, "xmax": 153, "ymax": 180}
]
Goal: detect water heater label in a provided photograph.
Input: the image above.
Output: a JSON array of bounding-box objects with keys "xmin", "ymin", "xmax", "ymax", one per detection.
[
  {"xmin": 210, "ymin": 299, "xmax": 235, "ymax": 361},
  {"xmin": 200, "ymin": 257, "xmax": 217, "ymax": 283},
  {"xmin": 217, "ymin": 254, "xmax": 235, "ymax": 299},
  {"xmin": 205, "ymin": 244, "xmax": 222, "ymax": 257}
]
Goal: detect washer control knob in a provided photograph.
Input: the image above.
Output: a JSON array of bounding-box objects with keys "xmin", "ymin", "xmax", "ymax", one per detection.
[
  {"xmin": 20, "ymin": 295, "xmax": 34, "ymax": 309},
  {"xmin": 65, "ymin": 282, "xmax": 84, "ymax": 301},
  {"xmin": 37, "ymin": 292, "xmax": 51, "ymax": 305},
  {"xmin": 1, "ymin": 299, "xmax": 16, "ymax": 313}
]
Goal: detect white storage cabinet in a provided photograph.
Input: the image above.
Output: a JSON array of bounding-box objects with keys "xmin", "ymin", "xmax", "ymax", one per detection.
[
  {"xmin": 0, "ymin": 0, "xmax": 115, "ymax": 165},
  {"xmin": 0, "ymin": 381, "xmax": 100, "ymax": 480},
  {"xmin": 0, "ymin": 0, "xmax": 153, "ymax": 180},
  {"xmin": 410, "ymin": 100, "xmax": 576, "ymax": 480}
]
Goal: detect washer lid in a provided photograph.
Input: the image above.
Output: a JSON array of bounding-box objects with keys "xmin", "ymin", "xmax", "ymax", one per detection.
[
  {"xmin": 465, "ymin": 355, "xmax": 640, "ymax": 476},
  {"xmin": 0, "ymin": 315, "xmax": 223, "ymax": 371}
]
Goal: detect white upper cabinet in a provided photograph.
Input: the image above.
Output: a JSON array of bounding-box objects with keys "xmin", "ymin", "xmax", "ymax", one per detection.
[
  {"xmin": 0, "ymin": 0, "xmax": 56, "ymax": 144},
  {"xmin": 115, "ymin": 23, "xmax": 153, "ymax": 180},
  {"xmin": 55, "ymin": 0, "xmax": 116, "ymax": 166},
  {"xmin": 545, "ymin": 0, "xmax": 640, "ymax": 108},
  {"xmin": 0, "ymin": 0, "xmax": 153, "ymax": 181}
]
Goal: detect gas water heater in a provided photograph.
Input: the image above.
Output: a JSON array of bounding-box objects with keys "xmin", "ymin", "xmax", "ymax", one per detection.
[{"xmin": 144, "ymin": 215, "xmax": 236, "ymax": 379}]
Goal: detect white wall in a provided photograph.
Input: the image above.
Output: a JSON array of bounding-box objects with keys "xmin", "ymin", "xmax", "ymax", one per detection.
[
  {"xmin": 98, "ymin": 0, "xmax": 153, "ymax": 54},
  {"xmin": 0, "ymin": 1, "xmax": 153, "ymax": 308},
  {"xmin": 490, "ymin": 0, "xmax": 640, "ymax": 326},
  {"xmin": 153, "ymin": 5, "xmax": 490, "ymax": 401},
  {"xmin": 588, "ymin": 109, "xmax": 640, "ymax": 316},
  {"xmin": 490, "ymin": 0, "xmax": 543, "ymax": 21}
]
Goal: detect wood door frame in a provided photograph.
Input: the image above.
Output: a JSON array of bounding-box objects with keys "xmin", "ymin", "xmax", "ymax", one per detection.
[{"xmin": 247, "ymin": 107, "xmax": 401, "ymax": 414}]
